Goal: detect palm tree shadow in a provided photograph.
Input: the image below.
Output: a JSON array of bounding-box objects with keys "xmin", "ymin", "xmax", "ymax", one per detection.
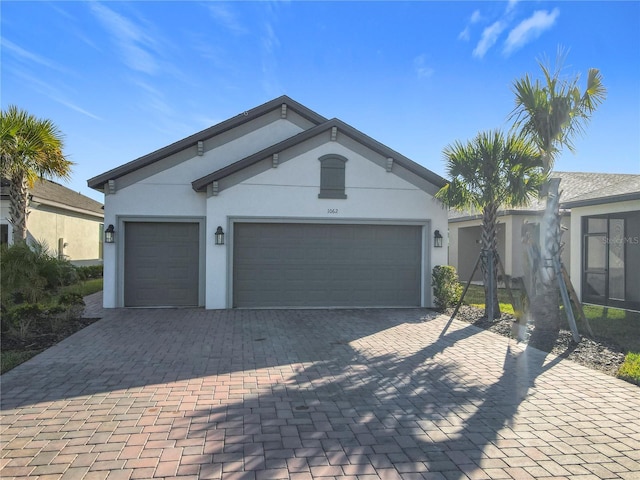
[{"xmin": 174, "ymin": 318, "xmax": 564, "ymax": 479}]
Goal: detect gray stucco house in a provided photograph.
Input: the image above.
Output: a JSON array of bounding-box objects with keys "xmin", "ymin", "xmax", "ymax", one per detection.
[{"xmin": 88, "ymin": 96, "xmax": 449, "ymax": 309}]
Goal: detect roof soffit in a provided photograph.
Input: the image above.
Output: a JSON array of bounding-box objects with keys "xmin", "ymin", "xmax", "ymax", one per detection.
[
  {"xmin": 192, "ymin": 118, "xmax": 446, "ymax": 196},
  {"xmin": 87, "ymin": 96, "xmax": 327, "ymax": 192}
]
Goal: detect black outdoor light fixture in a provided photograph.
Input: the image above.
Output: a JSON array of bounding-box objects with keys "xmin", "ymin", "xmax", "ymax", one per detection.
[
  {"xmin": 434, "ymin": 229, "xmax": 443, "ymax": 248},
  {"xmin": 104, "ymin": 224, "xmax": 115, "ymax": 244},
  {"xmin": 215, "ymin": 226, "xmax": 225, "ymax": 245}
]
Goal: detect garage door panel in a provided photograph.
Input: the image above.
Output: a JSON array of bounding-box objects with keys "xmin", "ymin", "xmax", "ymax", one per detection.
[
  {"xmin": 124, "ymin": 222, "xmax": 199, "ymax": 307},
  {"xmin": 233, "ymin": 223, "xmax": 422, "ymax": 307}
]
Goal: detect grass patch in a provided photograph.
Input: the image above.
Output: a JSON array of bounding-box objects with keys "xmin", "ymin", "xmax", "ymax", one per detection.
[
  {"xmin": 1, "ymin": 350, "xmax": 44, "ymax": 375},
  {"xmin": 464, "ymin": 285, "xmax": 640, "ymax": 350},
  {"xmin": 458, "ymin": 284, "xmax": 640, "ymax": 385},
  {"xmin": 579, "ymin": 304, "xmax": 640, "ymax": 354},
  {"xmin": 463, "ymin": 284, "xmax": 516, "ymax": 316},
  {"xmin": 60, "ymin": 278, "xmax": 103, "ymax": 297},
  {"xmin": 617, "ymin": 352, "xmax": 640, "ymax": 386},
  {"xmin": 468, "ymin": 302, "xmax": 515, "ymax": 316},
  {"xmin": 577, "ymin": 306, "xmax": 640, "ymax": 384}
]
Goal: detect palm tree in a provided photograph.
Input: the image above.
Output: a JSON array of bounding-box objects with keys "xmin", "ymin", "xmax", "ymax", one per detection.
[
  {"xmin": 0, "ymin": 106, "xmax": 73, "ymax": 243},
  {"xmin": 510, "ymin": 52, "xmax": 606, "ymax": 333},
  {"xmin": 436, "ymin": 130, "xmax": 544, "ymax": 319}
]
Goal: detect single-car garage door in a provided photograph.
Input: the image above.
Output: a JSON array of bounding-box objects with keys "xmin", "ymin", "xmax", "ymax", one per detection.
[
  {"xmin": 233, "ymin": 223, "xmax": 422, "ymax": 307},
  {"xmin": 124, "ymin": 222, "xmax": 200, "ymax": 307}
]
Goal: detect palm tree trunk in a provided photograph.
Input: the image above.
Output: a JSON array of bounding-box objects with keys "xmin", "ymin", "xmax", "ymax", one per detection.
[
  {"xmin": 481, "ymin": 203, "xmax": 501, "ymax": 319},
  {"xmin": 529, "ymin": 178, "xmax": 562, "ymax": 343},
  {"xmin": 8, "ymin": 173, "xmax": 29, "ymax": 243}
]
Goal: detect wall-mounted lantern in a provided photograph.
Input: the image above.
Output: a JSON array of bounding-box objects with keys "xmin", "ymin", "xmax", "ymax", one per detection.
[
  {"xmin": 104, "ymin": 224, "xmax": 115, "ymax": 243},
  {"xmin": 215, "ymin": 226, "xmax": 225, "ymax": 245},
  {"xmin": 434, "ymin": 229, "xmax": 443, "ymax": 248}
]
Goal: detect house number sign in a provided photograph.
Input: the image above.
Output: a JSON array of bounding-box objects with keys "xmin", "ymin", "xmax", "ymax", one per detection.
[{"xmin": 327, "ymin": 209, "xmax": 339, "ymax": 214}]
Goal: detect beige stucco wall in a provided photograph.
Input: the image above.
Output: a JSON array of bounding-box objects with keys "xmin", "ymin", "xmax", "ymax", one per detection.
[
  {"xmin": 448, "ymin": 220, "xmax": 506, "ymax": 282},
  {"xmin": 449, "ymin": 212, "xmax": 571, "ymax": 283},
  {"xmin": 14, "ymin": 203, "xmax": 103, "ymax": 264}
]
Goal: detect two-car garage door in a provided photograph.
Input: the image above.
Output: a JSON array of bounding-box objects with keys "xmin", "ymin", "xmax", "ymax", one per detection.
[
  {"xmin": 233, "ymin": 223, "xmax": 423, "ymax": 308},
  {"xmin": 123, "ymin": 221, "xmax": 423, "ymax": 308}
]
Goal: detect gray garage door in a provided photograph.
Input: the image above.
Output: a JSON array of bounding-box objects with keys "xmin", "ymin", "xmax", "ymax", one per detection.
[
  {"xmin": 233, "ymin": 223, "xmax": 422, "ymax": 307},
  {"xmin": 124, "ymin": 222, "xmax": 200, "ymax": 307}
]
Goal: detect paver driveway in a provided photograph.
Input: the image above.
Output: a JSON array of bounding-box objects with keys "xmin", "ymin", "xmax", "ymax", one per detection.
[{"xmin": 1, "ymin": 307, "xmax": 639, "ymax": 480}]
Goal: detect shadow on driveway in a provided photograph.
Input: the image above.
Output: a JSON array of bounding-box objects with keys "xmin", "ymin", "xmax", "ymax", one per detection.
[{"xmin": 2, "ymin": 308, "xmax": 639, "ymax": 479}]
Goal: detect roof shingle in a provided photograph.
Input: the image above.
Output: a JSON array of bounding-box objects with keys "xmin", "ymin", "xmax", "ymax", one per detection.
[
  {"xmin": 1, "ymin": 178, "xmax": 104, "ymax": 216},
  {"xmin": 448, "ymin": 171, "xmax": 640, "ymax": 220}
]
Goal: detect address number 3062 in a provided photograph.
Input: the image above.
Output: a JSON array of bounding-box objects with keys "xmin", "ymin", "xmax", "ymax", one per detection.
[{"xmin": 327, "ymin": 208, "xmax": 339, "ymax": 214}]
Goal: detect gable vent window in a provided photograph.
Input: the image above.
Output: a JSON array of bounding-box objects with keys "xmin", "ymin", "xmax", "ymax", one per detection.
[{"xmin": 318, "ymin": 154, "xmax": 347, "ymax": 199}]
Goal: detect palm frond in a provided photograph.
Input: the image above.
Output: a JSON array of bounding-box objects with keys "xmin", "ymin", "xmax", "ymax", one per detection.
[
  {"xmin": 509, "ymin": 50, "xmax": 606, "ymax": 170},
  {"xmin": 436, "ymin": 129, "xmax": 544, "ymax": 213}
]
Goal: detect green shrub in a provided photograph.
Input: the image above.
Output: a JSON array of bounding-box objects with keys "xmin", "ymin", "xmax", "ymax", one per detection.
[
  {"xmin": 57, "ymin": 292, "xmax": 85, "ymax": 306},
  {"xmin": 40, "ymin": 256, "xmax": 79, "ymax": 288},
  {"xmin": 6, "ymin": 303, "xmax": 45, "ymax": 340},
  {"xmin": 54, "ymin": 292, "xmax": 85, "ymax": 324},
  {"xmin": 617, "ymin": 352, "xmax": 640, "ymax": 386},
  {"xmin": 1, "ymin": 242, "xmax": 48, "ymax": 305},
  {"xmin": 0, "ymin": 240, "xmax": 79, "ymax": 308},
  {"xmin": 75, "ymin": 264, "xmax": 103, "ymax": 281},
  {"xmin": 432, "ymin": 265, "xmax": 463, "ymax": 311}
]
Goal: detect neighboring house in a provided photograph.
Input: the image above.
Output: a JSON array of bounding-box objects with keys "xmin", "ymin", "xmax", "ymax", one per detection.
[
  {"xmin": 447, "ymin": 172, "xmax": 640, "ymax": 311},
  {"xmin": 88, "ymin": 96, "xmax": 448, "ymax": 309},
  {"xmin": 0, "ymin": 178, "xmax": 105, "ymax": 265},
  {"xmin": 565, "ymin": 176, "xmax": 640, "ymax": 311}
]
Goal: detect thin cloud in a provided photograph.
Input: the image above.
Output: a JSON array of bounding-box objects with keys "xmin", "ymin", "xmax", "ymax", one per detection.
[
  {"xmin": 503, "ymin": 8, "xmax": 560, "ymax": 56},
  {"xmin": 193, "ymin": 114, "xmax": 224, "ymax": 129},
  {"xmin": 1, "ymin": 38, "xmax": 66, "ymax": 72},
  {"xmin": 260, "ymin": 0, "xmax": 286, "ymax": 97},
  {"xmin": 473, "ymin": 20, "xmax": 506, "ymax": 59},
  {"xmin": 506, "ymin": 0, "xmax": 519, "ymax": 13},
  {"xmin": 54, "ymin": 98, "xmax": 102, "ymax": 121},
  {"xmin": 413, "ymin": 54, "xmax": 434, "ymax": 79},
  {"xmin": 458, "ymin": 27, "xmax": 471, "ymax": 42},
  {"xmin": 261, "ymin": 21, "xmax": 282, "ymax": 96},
  {"xmin": 262, "ymin": 22, "xmax": 280, "ymax": 56},
  {"xmin": 12, "ymin": 69, "xmax": 101, "ymax": 121},
  {"xmin": 89, "ymin": 2, "xmax": 159, "ymax": 75},
  {"xmin": 127, "ymin": 76, "xmax": 173, "ymax": 117},
  {"xmin": 207, "ymin": 3, "xmax": 248, "ymax": 35},
  {"xmin": 458, "ymin": 9, "xmax": 482, "ymax": 41}
]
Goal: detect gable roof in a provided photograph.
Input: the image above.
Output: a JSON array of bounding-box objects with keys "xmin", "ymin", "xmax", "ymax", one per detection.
[
  {"xmin": 448, "ymin": 171, "xmax": 640, "ymax": 222},
  {"xmin": 87, "ymin": 96, "xmax": 327, "ymax": 192},
  {"xmin": 191, "ymin": 117, "xmax": 446, "ymax": 193},
  {"xmin": 1, "ymin": 178, "xmax": 103, "ymax": 217}
]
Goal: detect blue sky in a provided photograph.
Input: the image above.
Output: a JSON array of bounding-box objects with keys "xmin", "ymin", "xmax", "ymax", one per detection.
[{"xmin": 2, "ymin": 1, "xmax": 639, "ymax": 202}]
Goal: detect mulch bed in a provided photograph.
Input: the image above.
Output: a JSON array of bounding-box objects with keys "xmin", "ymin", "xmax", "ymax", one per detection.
[
  {"xmin": 448, "ymin": 305, "xmax": 626, "ymax": 377},
  {"xmin": 1, "ymin": 318, "xmax": 99, "ymax": 353}
]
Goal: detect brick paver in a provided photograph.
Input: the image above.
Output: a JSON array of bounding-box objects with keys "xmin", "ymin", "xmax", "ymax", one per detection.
[{"xmin": 1, "ymin": 307, "xmax": 639, "ymax": 479}]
